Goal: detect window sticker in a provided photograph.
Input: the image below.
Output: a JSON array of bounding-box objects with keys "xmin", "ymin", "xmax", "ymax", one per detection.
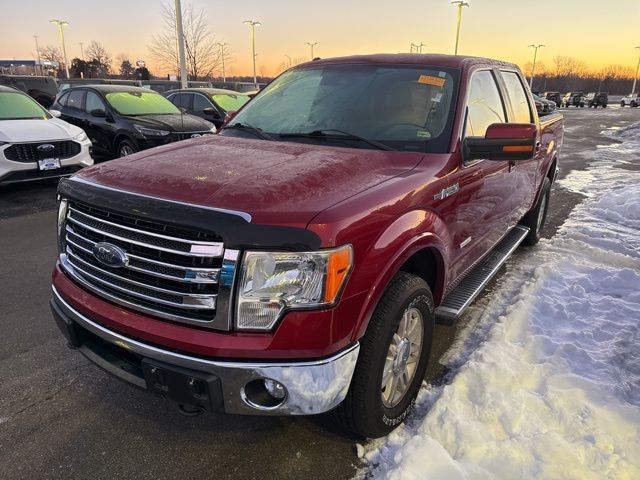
[
  {"xmin": 417, "ymin": 130, "xmax": 432, "ymax": 138},
  {"xmin": 432, "ymin": 93, "xmax": 443, "ymax": 103},
  {"xmin": 418, "ymin": 75, "xmax": 446, "ymax": 87}
]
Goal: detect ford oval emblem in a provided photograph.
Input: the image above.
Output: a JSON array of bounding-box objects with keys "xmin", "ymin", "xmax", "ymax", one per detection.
[
  {"xmin": 92, "ymin": 242, "xmax": 128, "ymax": 268},
  {"xmin": 37, "ymin": 143, "xmax": 56, "ymax": 152}
]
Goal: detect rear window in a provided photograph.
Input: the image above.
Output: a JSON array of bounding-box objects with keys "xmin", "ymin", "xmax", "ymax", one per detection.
[
  {"xmin": 105, "ymin": 91, "xmax": 180, "ymax": 115},
  {"xmin": 0, "ymin": 91, "xmax": 49, "ymax": 120}
]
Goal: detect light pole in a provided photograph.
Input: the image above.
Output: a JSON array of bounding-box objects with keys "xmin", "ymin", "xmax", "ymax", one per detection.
[
  {"xmin": 416, "ymin": 42, "xmax": 426, "ymax": 53},
  {"xmin": 50, "ymin": 19, "xmax": 70, "ymax": 78},
  {"xmin": 632, "ymin": 46, "xmax": 640, "ymax": 95},
  {"xmin": 79, "ymin": 42, "xmax": 84, "ymax": 61},
  {"xmin": 33, "ymin": 35, "xmax": 42, "ymax": 75},
  {"xmin": 244, "ymin": 20, "xmax": 261, "ymax": 88},
  {"xmin": 216, "ymin": 42, "xmax": 229, "ymax": 82},
  {"xmin": 528, "ymin": 44, "xmax": 545, "ymax": 89},
  {"xmin": 451, "ymin": 1, "xmax": 469, "ymax": 55},
  {"xmin": 174, "ymin": 0, "xmax": 188, "ymax": 88},
  {"xmin": 305, "ymin": 41, "xmax": 319, "ymax": 60}
]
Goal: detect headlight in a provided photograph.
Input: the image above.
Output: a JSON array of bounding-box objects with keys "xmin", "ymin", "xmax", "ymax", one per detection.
[
  {"xmin": 209, "ymin": 126, "xmax": 217, "ymax": 134},
  {"xmin": 73, "ymin": 130, "xmax": 88, "ymax": 142},
  {"xmin": 134, "ymin": 125, "xmax": 170, "ymax": 137},
  {"xmin": 57, "ymin": 198, "xmax": 68, "ymax": 253},
  {"xmin": 236, "ymin": 245, "xmax": 353, "ymax": 331}
]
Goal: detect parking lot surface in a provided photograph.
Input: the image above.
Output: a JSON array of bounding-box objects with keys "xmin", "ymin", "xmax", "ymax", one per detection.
[{"xmin": 0, "ymin": 107, "xmax": 638, "ymax": 480}]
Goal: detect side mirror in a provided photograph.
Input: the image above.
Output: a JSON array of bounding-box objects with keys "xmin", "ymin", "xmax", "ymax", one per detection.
[
  {"xmin": 49, "ymin": 109, "xmax": 62, "ymax": 118},
  {"xmin": 90, "ymin": 109, "xmax": 107, "ymax": 118},
  {"xmin": 463, "ymin": 123, "xmax": 537, "ymax": 162},
  {"xmin": 222, "ymin": 110, "xmax": 237, "ymax": 127},
  {"xmin": 202, "ymin": 107, "xmax": 221, "ymax": 118}
]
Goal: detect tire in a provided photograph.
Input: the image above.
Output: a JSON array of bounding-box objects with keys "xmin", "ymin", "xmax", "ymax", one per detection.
[
  {"xmin": 520, "ymin": 177, "xmax": 551, "ymax": 246},
  {"xmin": 117, "ymin": 138, "xmax": 138, "ymax": 157},
  {"xmin": 632, "ymin": 102, "xmax": 638, "ymax": 108},
  {"xmin": 621, "ymin": 101, "xmax": 626, "ymax": 107},
  {"xmin": 335, "ymin": 272, "xmax": 434, "ymax": 438}
]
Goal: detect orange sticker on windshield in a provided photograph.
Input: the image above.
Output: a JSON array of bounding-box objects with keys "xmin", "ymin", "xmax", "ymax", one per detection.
[{"xmin": 418, "ymin": 75, "xmax": 446, "ymax": 87}]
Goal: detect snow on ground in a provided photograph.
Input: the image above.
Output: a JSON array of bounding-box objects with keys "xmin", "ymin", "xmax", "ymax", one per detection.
[{"xmin": 360, "ymin": 122, "xmax": 640, "ymax": 479}]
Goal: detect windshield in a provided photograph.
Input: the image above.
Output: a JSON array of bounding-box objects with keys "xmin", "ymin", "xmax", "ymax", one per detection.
[
  {"xmin": 105, "ymin": 91, "xmax": 180, "ymax": 116},
  {"xmin": 226, "ymin": 64, "xmax": 458, "ymax": 152},
  {"xmin": 211, "ymin": 93, "xmax": 250, "ymax": 112},
  {"xmin": 0, "ymin": 91, "xmax": 49, "ymax": 120}
]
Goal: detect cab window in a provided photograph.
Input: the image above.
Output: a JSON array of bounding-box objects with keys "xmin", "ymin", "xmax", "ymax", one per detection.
[
  {"xmin": 66, "ymin": 90, "xmax": 85, "ymax": 111},
  {"xmin": 85, "ymin": 91, "xmax": 106, "ymax": 114},
  {"xmin": 464, "ymin": 70, "xmax": 506, "ymax": 137},
  {"xmin": 501, "ymin": 71, "xmax": 532, "ymax": 123}
]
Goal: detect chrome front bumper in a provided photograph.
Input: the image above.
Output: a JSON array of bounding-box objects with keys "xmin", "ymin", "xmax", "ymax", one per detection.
[{"xmin": 51, "ymin": 286, "xmax": 359, "ymax": 415}]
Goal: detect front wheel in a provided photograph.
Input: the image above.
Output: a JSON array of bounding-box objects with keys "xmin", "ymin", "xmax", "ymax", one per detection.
[
  {"xmin": 621, "ymin": 101, "xmax": 626, "ymax": 107},
  {"xmin": 335, "ymin": 272, "xmax": 434, "ymax": 438},
  {"xmin": 117, "ymin": 138, "xmax": 138, "ymax": 157},
  {"xmin": 520, "ymin": 177, "xmax": 551, "ymax": 246}
]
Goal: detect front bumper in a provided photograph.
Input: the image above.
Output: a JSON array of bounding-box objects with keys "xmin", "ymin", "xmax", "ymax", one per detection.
[{"xmin": 51, "ymin": 285, "xmax": 359, "ymax": 415}]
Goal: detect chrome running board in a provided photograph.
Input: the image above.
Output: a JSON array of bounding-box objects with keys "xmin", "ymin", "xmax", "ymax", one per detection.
[{"xmin": 435, "ymin": 225, "xmax": 530, "ymax": 325}]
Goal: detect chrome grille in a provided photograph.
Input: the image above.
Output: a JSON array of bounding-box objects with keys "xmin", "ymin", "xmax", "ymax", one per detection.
[{"xmin": 60, "ymin": 201, "xmax": 225, "ymax": 326}]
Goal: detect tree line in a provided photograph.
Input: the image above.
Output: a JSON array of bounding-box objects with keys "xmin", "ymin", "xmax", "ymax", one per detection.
[{"xmin": 521, "ymin": 56, "xmax": 637, "ymax": 94}]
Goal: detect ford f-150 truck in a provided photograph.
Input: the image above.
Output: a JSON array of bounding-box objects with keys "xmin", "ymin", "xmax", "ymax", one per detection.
[{"xmin": 50, "ymin": 54, "xmax": 564, "ymax": 438}]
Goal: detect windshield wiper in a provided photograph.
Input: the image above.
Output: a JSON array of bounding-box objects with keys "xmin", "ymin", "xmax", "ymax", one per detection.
[
  {"xmin": 223, "ymin": 122, "xmax": 274, "ymax": 141},
  {"xmin": 278, "ymin": 129, "xmax": 395, "ymax": 151}
]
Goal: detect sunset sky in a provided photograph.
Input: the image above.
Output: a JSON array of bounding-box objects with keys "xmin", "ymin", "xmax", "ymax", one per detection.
[{"xmin": 1, "ymin": 0, "xmax": 638, "ymax": 77}]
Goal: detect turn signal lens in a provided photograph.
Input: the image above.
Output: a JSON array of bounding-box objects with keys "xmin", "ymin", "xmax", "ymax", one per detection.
[
  {"xmin": 503, "ymin": 145, "xmax": 533, "ymax": 152},
  {"xmin": 324, "ymin": 247, "xmax": 353, "ymax": 303}
]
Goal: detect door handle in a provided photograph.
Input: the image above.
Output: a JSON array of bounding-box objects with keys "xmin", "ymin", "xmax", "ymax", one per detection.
[{"xmin": 535, "ymin": 141, "xmax": 542, "ymax": 154}]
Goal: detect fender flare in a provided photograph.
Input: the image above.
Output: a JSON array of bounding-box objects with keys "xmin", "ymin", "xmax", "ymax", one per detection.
[{"xmin": 350, "ymin": 211, "xmax": 449, "ymax": 342}]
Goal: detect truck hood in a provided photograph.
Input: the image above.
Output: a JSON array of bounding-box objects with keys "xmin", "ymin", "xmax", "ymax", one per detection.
[
  {"xmin": 75, "ymin": 135, "xmax": 424, "ymax": 226},
  {"xmin": 0, "ymin": 117, "xmax": 83, "ymax": 143}
]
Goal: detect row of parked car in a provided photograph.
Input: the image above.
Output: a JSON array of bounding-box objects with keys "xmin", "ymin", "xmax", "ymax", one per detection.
[
  {"xmin": 0, "ymin": 74, "xmax": 263, "ymax": 108},
  {"xmin": 0, "ymin": 82, "xmax": 251, "ymax": 185},
  {"xmin": 537, "ymin": 91, "xmax": 640, "ymax": 109}
]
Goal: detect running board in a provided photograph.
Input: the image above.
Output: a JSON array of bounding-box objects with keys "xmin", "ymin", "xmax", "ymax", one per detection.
[{"xmin": 435, "ymin": 225, "xmax": 530, "ymax": 325}]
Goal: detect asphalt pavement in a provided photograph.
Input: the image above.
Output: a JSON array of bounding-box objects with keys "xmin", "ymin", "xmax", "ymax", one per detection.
[{"xmin": 1, "ymin": 106, "xmax": 638, "ymax": 480}]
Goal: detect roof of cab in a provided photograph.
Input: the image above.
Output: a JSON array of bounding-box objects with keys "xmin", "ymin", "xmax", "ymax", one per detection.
[{"xmin": 296, "ymin": 53, "xmax": 519, "ymax": 71}]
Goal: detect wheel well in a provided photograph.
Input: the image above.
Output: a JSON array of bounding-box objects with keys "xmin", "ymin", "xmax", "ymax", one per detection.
[
  {"xmin": 398, "ymin": 248, "xmax": 441, "ymax": 299},
  {"xmin": 113, "ymin": 134, "xmax": 135, "ymax": 152},
  {"xmin": 547, "ymin": 156, "xmax": 558, "ymax": 184}
]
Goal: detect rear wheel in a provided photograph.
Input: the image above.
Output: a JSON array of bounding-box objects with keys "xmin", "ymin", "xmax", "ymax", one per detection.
[
  {"xmin": 621, "ymin": 101, "xmax": 626, "ymax": 107},
  {"xmin": 632, "ymin": 101, "xmax": 638, "ymax": 108},
  {"xmin": 520, "ymin": 178, "xmax": 551, "ymax": 246},
  {"xmin": 335, "ymin": 272, "xmax": 434, "ymax": 438}
]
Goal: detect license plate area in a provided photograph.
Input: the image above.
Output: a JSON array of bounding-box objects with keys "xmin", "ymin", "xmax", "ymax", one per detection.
[
  {"xmin": 38, "ymin": 158, "xmax": 61, "ymax": 170},
  {"xmin": 142, "ymin": 359, "xmax": 223, "ymax": 412}
]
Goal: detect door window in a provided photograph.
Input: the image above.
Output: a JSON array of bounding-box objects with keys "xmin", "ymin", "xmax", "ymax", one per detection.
[
  {"xmin": 85, "ymin": 91, "xmax": 106, "ymax": 114},
  {"xmin": 193, "ymin": 94, "xmax": 213, "ymax": 114},
  {"xmin": 465, "ymin": 71, "xmax": 505, "ymax": 137},
  {"xmin": 66, "ymin": 90, "xmax": 85, "ymax": 111},
  {"xmin": 501, "ymin": 71, "xmax": 532, "ymax": 123}
]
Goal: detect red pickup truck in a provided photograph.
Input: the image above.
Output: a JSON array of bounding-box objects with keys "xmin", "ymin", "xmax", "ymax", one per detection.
[{"xmin": 51, "ymin": 54, "xmax": 563, "ymax": 438}]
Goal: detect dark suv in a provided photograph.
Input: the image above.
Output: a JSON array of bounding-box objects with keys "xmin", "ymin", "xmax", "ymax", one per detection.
[
  {"xmin": 51, "ymin": 85, "xmax": 215, "ymax": 158},
  {"xmin": 0, "ymin": 74, "xmax": 58, "ymax": 107},
  {"xmin": 586, "ymin": 92, "xmax": 608, "ymax": 108},
  {"xmin": 164, "ymin": 88, "xmax": 250, "ymax": 129}
]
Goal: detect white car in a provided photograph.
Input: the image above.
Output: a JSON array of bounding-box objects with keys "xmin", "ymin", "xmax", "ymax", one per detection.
[
  {"xmin": 620, "ymin": 94, "xmax": 640, "ymax": 107},
  {"xmin": 0, "ymin": 85, "xmax": 92, "ymax": 186}
]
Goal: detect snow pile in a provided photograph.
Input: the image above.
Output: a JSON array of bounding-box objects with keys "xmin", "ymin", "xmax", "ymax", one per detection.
[{"xmin": 361, "ymin": 125, "xmax": 640, "ymax": 479}]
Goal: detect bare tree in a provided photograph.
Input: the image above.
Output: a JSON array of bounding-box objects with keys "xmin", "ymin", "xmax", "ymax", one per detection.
[
  {"xmin": 38, "ymin": 45, "xmax": 62, "ymax": 64},
  {"xmin": 86, "ymin": 41, "xmax": 112, "ymax": 74},
  {"xmin": 275, "ymin": 56, "xmax": 307, "ymax": 75},
  {"xmin": 148, "ymin": 1, "xmax": 221, "ymax": 80}
]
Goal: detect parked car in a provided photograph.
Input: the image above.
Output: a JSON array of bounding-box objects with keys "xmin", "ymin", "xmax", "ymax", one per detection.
[
  {"xmin": 562, "ymin": 92, "xmax": 585, "ymax": 108},
  {"xmin": 620, "ymin": 94, "xmax": 640, "ymax": 107},
  {"xmin": 50, "ymin": 54, "xmax": 564, "ymax": 438},
  {"xmin": 209, "ymin": 81, "xmax": 267, "ymax": 93},
  {"xmin": 542, "ymin": 91, "xmax": 562, "ymax": 108},
  {"xmin": 0, "ymin": 74, "xmax": 58, "ymax": 108},
  {"xmin": 51, "ymin": 85, "xmax": 216, "ymax": 158},
  {"xmin": 164, "ymin": 88, "xmax": 250, "ymax": 129},
  {"xmin": 532, "ymin": 93, "xmax": 556, "ymax": 115},
  {"xmin": 0, "ymin": 86, "xmax": 92, "ymax": 185},
  {"xmin": 140, "ymin": 80, "xmax": 211, "ymax": 93},
  {"xmin": 58, "ymin": 78, "xmax": 142, "ymax": 92},
  {"xmin": 586, "ymin": 92, "xmax": 608, "ymax": 108}
]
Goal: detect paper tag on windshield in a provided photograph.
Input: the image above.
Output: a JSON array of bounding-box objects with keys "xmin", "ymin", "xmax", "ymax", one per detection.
[
  {"xmin": 418, "ymin": 75, "xmax": 445, "ymax": 87},
  {"xmin": 417, "ymin": 130, "xmax": 431, "ymax": 138},
  {"xmin": 432, "ymin": 93, "xmax": 443, "ymax": 103}
]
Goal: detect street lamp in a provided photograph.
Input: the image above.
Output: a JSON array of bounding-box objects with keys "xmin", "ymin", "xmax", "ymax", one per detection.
[
  {"xmin": 528, "ymin": 44, "xmax": 545, "ymax": 89},
  {"xmin": 632, "ymin": 46, "xmax": 640, "ymax": 95},
  {"xmin": 244, "ymin": 20, "xmax": 261, "ymax": 88},
  {"xmin": 79, "ymin": 42, "xmax": 84, "ymax": 61},
  {"xmin": 33, "ymin": 35, "xmax": 42, "ymax": 75},
  {"xmin": 50, "ymin": 19, "xmax": 70, "ymax": 78},
  {"xmin": 216, "ymin": 42, "xmax": 229, "ymax": 82},
  {"xmin": 451, "ymin": 1, "xmax": 469, "ymax": 55},
  {"xmin": 174, "ymin": 0, "xmax": 188, "ymax": 89},
  {"xmin": 413, "ymin": 42, "xmax": 426, "ymax": 54},
  {"xmin": 305, "ymin": 41, "xmax": 319, "ymax": 60}
]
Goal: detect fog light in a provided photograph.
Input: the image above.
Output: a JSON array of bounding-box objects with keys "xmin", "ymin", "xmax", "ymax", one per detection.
[{"xmin": 263, "ymin": 379, "xmax": 286, "ymax": 400}]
